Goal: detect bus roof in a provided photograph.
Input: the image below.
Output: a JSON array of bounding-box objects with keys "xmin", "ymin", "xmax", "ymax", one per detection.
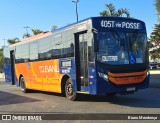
[
  {"xmin": 52, "ymin": 16, "xmax": 145, "ymax": 33},
  {"xmin": 10, "ymin": 31, "xmax": 52, "ymax": 47},
  {"xmin": 9, "ymin": 17, "xmax": 145, "ymax": 48}
]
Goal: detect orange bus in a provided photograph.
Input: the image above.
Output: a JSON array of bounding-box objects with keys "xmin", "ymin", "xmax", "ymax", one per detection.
[{"xmin": 4, "ymin": 17, "xmax": 149, "ymax": 100}]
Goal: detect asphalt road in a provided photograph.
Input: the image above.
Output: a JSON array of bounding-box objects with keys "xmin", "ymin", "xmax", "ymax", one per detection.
[
  {"xmin": 0, "ymin": 70, "xmax": 160, "ymax": 121},
  {"xmin": 150, "ymin": 69, "xmax": 160, "ymax": 88}
]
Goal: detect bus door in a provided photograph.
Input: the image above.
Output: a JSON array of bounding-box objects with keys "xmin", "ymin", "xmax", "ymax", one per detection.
[
  {"xmin": 10, "ymin": 50, "xmax": 15, "ymax": 85},
  {"xmin": 75, "ymin": 31, "xmax": 89, "ymax": 92}
]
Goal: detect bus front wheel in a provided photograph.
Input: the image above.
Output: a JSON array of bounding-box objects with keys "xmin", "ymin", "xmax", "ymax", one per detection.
[
  {"xmin": 20, "ymin": 77, "xmax": 28, "ymax": 93},
  {"xmin": 65, "ymin": 78, "xmax": 77, "ymax": 101}
]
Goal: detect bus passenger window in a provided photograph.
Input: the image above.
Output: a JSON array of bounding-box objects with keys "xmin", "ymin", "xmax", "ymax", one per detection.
[
  {"xmin": 38, "ymin": 37, "xmax": 52, "ymax": 60},
  {"xmin": 30, "ymin": 42, "xmax": 38, "ymax": 61}
]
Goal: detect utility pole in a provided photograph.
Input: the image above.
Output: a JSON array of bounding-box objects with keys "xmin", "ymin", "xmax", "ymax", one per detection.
[
  {"xmin": 72, "ymin": 0, "xmax": 79, "ymax": 22},
  {"xmin": 24, "ymin": 26, "xmax": 29, "ymax": 34},
  {"xmin": 3, "ymin": 39, "xmax": 5, "ymax": 47}
]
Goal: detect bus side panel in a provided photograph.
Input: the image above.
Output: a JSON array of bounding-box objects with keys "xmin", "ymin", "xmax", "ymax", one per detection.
[
  {"xmin": 38, "ymin": 59, "xmax": 63, "ymax": 93},
  {"xmin": 59, "ymin": 57, "xmax": 97, "ymax": 94},
  {"xmin": 15, "ymin": 59, "xmax": 63, "ymax": 93},
  {"xmin": 59, "ymin": 58, "xmax": 77, "ymax": 92},
  {"xmin": 88, "ymin": 64, "xmax": 97, "ymax": 95},
  {"xmin": 59, "ymin": 57, "xmax": 98, "ymax": 95},
  {"xmin": 15, "ymin": 63, "xmax": 31, "ymax": 88}
]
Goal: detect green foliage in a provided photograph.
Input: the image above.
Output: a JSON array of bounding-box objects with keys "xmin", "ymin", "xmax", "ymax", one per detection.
[
  {"xmin": 51, "ymin": 25, "xmax": 58, "ymax": 31},
  {"xmin": 23, "ymin": 33, "xmax": 31, "ymax": 39},
  {"xmin": 23, "ymin": 28, "xmax": 43, "ymax": 39},
  {"xmin": 7, "ymin": 37, "xmax": 20, "ymax": 45},
  {"xmin": 99, "ymin": 3, "xmax": 130, "ymax": 17},
  {"xmin": 31, "ymin": 29, "xmax": 43, "ymax": 35},
  {"xmin": 148, "ymin": 41, "xmax": 154, "ymax": 49},
  {"xmin": 150, "ymin": 24, "xmax": 160, "ymax": 44},
  {"xmin": 117, "ymin": 9, "xmax": 130, "ymax": 17},
  {"xmin": 155, "ymin": 0, "xmax": 160, "ymax": 21},
  {"xmin": 149, "ymin": 24, "xmax": 160, "ymax": 60},
  {"xmin": 0, "ymin": 48, "xmax": 4, "ymax": 70},
  {"xmin": 150, "ymin": 50, "xmax": 160, "ymax": 60}
]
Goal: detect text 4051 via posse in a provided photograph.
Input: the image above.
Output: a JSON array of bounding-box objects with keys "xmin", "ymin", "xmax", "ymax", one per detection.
[{"xmin": 101, "ymin": 20, "xmax": 141, "ymax": 29}]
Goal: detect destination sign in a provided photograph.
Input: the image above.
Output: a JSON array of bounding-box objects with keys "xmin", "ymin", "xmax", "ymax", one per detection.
[{"xmin": 100, "ymin": 20, "xmax": 142, "ymax": 29}]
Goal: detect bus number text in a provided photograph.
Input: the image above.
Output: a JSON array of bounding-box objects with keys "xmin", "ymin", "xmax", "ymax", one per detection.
[{"xmin": 101, "ymin": 20, "xmax": 115, "ymax": 28}]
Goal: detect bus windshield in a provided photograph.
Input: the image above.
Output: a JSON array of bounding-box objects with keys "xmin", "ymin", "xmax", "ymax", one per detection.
[{"xmin": 97, "ymin": 31, "xmax": 148, "ymax": 65}]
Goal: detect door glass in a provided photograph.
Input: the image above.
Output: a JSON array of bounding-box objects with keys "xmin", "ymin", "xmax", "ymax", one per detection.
[{"xmin": 79, "ymin": 34, "xmax": 88, "ymax": 88}]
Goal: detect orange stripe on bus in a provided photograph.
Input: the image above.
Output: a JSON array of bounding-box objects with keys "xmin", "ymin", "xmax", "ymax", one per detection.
[
  {"xmin": 15, "ymin": 59, "xmax": 63, "ymax": 93},
  {"xmin": 108, "ymin": 70, "xmax": 147, "ymax": 77},
  {"xmin": 108, "ymin": 74, "xmax": 147, "ymax": 85}
]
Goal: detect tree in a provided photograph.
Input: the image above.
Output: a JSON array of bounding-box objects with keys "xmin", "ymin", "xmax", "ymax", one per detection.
[
  {"xmin": 149, "ymin": 24, "xmax": 160, "ymax": 60},
  {"xmin": 99, "ymin": 3, "xmax": 130, "ymax": 17},
  {"xmin": 0, "ymin": 48, "xmax": 4, "ymax": 72},
  {"xmin": 150, "ymin": 24, "xmax": 160, "ymax": 45},
  {"xmin": 7, "ymin": 37, "xmax": 20, "ymax": 45},
  {"xmin": 51, "ymin": 25, "xmax": 58, "ymax": 31},
  {"xmin": 149, "ymin": 0, "xmax": 160, "ymax": 60},
  {"xmin": 23, "ymin": 28, "xmax": 44, "ymax": 39},
  {"xmin": 155, "ymin": 0, "xmax": 160, "ymax": 21},
  {"xmin": 31, "ymin": 29, "xmax": 43, "ymax": 35},
  {"xmin": 150, "ymin": 49, "xmax": 160, "ymax": 60},
  {"xmin": 23, "ymin": 33, "xmax": 31, "ymax": 39}
]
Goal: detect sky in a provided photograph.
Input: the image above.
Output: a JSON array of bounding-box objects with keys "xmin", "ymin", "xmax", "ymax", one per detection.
[{"xmin": 0, "ymin": 0, "xmax": 158, "ymax": 48}]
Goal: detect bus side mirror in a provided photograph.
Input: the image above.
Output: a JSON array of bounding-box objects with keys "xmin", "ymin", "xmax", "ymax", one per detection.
[
  {"xmin": 92, "ymin": 29, "xmax": 99, "ymax": 52},
  {"xmin": 94, "ymin": 34, "xmax": 99, "ymax": 52}
]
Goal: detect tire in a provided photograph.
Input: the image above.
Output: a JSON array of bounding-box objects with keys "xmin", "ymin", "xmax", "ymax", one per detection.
[
  {"xmin": 65, "ymin": 78, "xmax": 77, "ymax": 101},
  {"xmin": 20, "ymin": 77, "xmax": 28, "ymax": 93}
]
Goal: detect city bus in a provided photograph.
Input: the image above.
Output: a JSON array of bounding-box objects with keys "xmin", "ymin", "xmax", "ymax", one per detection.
[{"xmin": 3, "ymin": 17, "xmax": 150, "ymax": 100}]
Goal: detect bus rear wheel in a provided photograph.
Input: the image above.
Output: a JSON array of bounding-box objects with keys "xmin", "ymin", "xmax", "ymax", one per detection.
[
  {"xmin": 20, "ymin": 77, "xmax": 28, "ymax": 93},
  {"xmin": 65, "ymin": 78, "xmax": 77, "ymax": 101}
]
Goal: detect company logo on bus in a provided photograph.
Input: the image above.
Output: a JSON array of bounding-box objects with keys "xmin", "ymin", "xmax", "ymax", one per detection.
[
  {"xmin": 102, "ymin": 56, "xmax": 118, "ymax": 62},
  {"xmin": 39, "ymin": 65, "xmax": 59, "ymax": 73}
]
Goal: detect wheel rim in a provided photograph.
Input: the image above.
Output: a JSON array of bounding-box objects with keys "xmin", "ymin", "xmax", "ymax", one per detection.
[{"xmin": 66, "ymin": 83, "xmax": 73, "ymax": 96}]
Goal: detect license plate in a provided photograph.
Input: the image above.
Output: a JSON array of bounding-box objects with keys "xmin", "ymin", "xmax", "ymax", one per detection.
[{"xmin": 127, "ymin": 87, "xmax": 135, "ymax": 91}]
